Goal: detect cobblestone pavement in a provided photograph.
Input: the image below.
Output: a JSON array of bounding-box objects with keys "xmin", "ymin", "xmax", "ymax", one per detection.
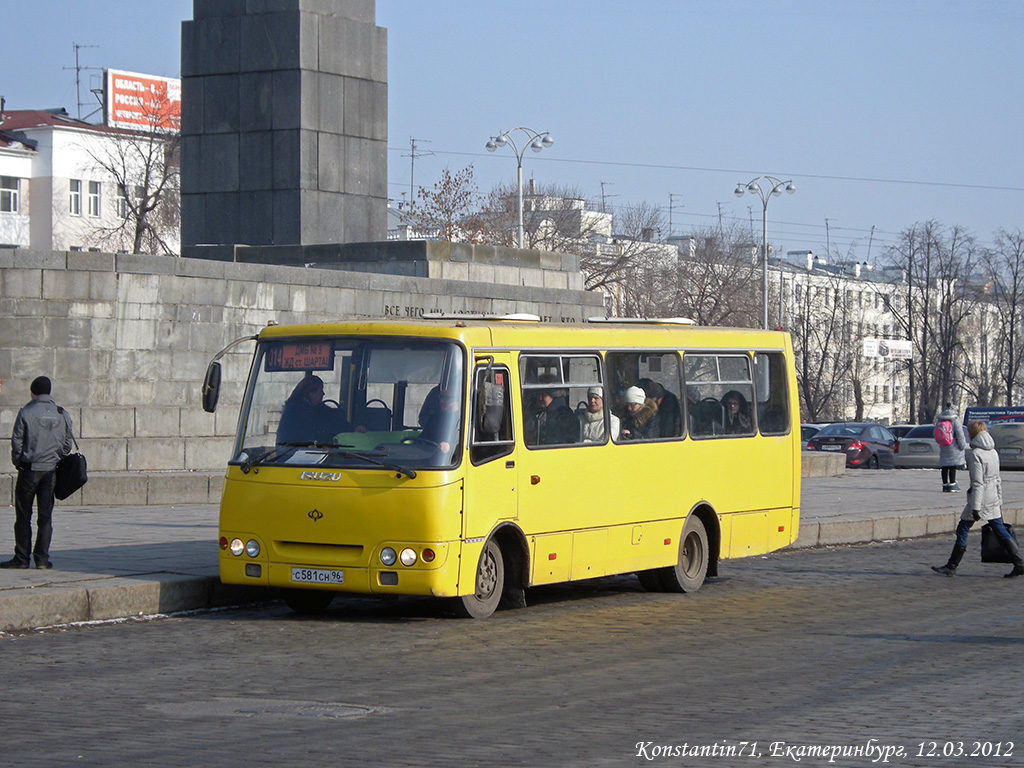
[{"xmin": 1, "ymin": 535, "xmax": 1022, "ymax": 768}]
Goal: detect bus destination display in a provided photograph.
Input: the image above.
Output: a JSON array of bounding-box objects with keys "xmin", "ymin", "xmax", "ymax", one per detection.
[{"xmin": 264, "ymin": 341, "xmax": 334, "ymax": 372}]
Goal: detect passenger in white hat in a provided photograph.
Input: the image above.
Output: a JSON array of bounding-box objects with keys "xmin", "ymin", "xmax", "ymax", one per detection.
[
  {"xmin": 579, "ymin": 386, "xmax": 619, "ymax": 442},
  {"xmin": 620, "ymin": 385, "xmax": 658, "ymax": 441}
]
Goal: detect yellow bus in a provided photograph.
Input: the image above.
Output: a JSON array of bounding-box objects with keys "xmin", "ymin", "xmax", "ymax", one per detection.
[{"xmin": 203, "ymin": 316, "xmax": 800, "ymax": 618}]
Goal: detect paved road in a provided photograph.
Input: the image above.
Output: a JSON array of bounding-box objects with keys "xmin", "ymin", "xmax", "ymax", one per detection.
[
  {"xmin": 0, "ymin": 536, "xmax": 1021, "ymax": 768},
  {"xmin": 0, "ymin": 468, "xmax": 1022, "ymax": 633}
]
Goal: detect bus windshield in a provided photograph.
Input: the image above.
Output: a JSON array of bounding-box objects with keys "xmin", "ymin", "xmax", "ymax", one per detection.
[{"xmin": 234, "ymin": 337, "xmax": 465, "ymax": 471}]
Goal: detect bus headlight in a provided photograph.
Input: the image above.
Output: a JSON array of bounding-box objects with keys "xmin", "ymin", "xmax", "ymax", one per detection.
[
  {"xmin": 380, "ymin": 547, "xmax": 397, "ymax": 566},
  {"xmin": 245, "ymin": 539, "xmax": 260, "ymax": 558},
  {"xmin": 400, "ymin": 548, "xmax": 417, "ymax": 567},
  {"xmin": 230, "ymin": 538, "xmax": 245, "ymax": 556}
]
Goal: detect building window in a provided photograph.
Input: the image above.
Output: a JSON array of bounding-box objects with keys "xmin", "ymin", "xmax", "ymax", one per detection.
[
  {"xmin": 0, "ymin": 176, "xmax": 20, "ymax": 213},
  {"xmin": 87, "ymin": 181, "xmax": 101, "ymax": 217},
  {"xmin": 69, "ymin": 179, "xmax": 82, "ymax": 216}
]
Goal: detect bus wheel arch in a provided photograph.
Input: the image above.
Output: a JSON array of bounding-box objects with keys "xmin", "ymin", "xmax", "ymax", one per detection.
[{"xmin": 455, "ymin": 525, "xmax": 528, "ymax": 618}]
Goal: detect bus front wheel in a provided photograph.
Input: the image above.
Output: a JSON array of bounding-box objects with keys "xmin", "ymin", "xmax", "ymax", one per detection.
[
  {"xmin": 282, "ymin": 588, "xmax": 334, "ymax": 615},
  {"xmin": 455, "ymin": 540, "xmax": 504, "ymax": 619},
  {"xmin": 658, "ymin": 515, "xmax": 709, "ymax": 593}
]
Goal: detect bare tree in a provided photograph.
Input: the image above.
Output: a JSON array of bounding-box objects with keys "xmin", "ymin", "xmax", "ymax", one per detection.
[
  {"xmin": 410, "ymin": 165, "xmax": 485, "ymax": 242},
  {"xmin": 882, "ymin": 221, "xmax": 979, "ymax": 422},
  {"xmin": 986, "ymin": 229, "xmax": 1024, "ymax": 405},
  {"xmin": 78, "ymin": 93, "xmax": 180, "ymax": 255},
  {"xmin": 671, "ymin": 225, "xmax": 761, "ymax": 327},
  {"xmin": 790, "ymin": 269, "xmax": 856, "ymax": 421}
]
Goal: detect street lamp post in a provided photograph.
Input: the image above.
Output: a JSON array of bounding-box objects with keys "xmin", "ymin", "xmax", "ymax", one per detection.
[
  {"xmin": 485, "ymin": 127, "xmax": 554, "ymax": 249},
  {"xmin": 734, "ymin": 175, "xmax": 795, "ymax": 329}
]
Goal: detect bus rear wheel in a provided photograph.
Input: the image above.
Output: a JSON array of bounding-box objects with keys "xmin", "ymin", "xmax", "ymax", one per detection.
[
  {"xmin": 657, "ymin": 515, "xmax": 709, "ymax": 593},
  {"xmin": 455, "ymin": 539, "xmax": 504, "ymax": 619},
  {"xmin": 282, "ymin": 588, "xmax": 334, "ymax": 615}
]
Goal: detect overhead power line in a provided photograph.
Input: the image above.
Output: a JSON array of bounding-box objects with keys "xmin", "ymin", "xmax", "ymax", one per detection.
[{"xmin": 401, "ymin": 146, "xmax": 1024, "ymax": 195}]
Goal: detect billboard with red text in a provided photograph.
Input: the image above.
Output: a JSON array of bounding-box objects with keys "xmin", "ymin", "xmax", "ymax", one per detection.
[{"xmin": 105, "ymin": 69, "xmax": 181, "ymax": 133}]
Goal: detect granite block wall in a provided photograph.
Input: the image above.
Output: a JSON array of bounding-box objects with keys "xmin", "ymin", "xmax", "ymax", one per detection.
[{"xmin": 0, "ymin": 247, "xmax": 603, "ymax": 480}]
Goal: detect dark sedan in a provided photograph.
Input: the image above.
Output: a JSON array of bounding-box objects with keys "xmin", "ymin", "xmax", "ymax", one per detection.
[{"xmin": 805, "ymin": 422, "xmax": 897, "ymax": 468}]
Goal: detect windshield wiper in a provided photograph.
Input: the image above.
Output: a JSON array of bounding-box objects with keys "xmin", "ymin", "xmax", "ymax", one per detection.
[
  {"xmin": 242, "ymin": 443, "xmax": 417, "ymax": 479},
  {"xmin": 327, "ymin": 447, "xmax": 417, "ymax": 479},
  {"xmin": 241, "ymin": 441, "xmax": 317, "ymax": 473}
]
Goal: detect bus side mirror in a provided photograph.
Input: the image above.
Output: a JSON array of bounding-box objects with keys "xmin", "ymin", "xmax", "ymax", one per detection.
[
  {"xmin": 477, "ymin": 379, "xmax": 505, "ymax": 434},
  {"xmin": 202, "ymin": 361, "xmax": 222, "ymax": 413}
]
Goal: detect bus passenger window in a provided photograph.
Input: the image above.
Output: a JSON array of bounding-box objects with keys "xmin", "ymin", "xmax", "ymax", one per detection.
[
  {"xmin": 520, "ymin": 353, "xmax": 602, "ymax": 448},
  {"xmin": 607, "ymin": 351, "xmax": 684, "ymax": 442},
  {"xmin": 754, "ymin": 352, "xmax": 790, "ymax": 436},
  {"xmin": 684, "ymin": 353, "xmax": 755, "ymax": 439}
]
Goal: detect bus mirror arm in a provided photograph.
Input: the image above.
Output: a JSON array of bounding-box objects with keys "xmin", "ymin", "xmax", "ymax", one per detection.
[{"xmin": 202, "ymin": 334, "xmax": 258, "ymax": 413}]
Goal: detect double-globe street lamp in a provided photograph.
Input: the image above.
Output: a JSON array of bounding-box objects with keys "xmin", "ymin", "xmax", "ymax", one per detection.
[
  {"xmin": 485, "ymin": 127, "xmax": 554, "ymax": 249},
  {"xmin": 734, "ymin": 176, "xmax": 796, "ymax": 330}
]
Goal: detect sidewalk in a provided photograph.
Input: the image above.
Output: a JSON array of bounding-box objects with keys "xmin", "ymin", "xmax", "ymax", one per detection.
[{"xmin": 1, "ymin": 468, "xmax": 1021, "ymax": 632}]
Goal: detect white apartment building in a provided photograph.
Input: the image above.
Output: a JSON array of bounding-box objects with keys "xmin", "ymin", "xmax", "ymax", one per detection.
[{"xmin": 0, "ymin": 108, "xmax": 179, "ymax": 254}]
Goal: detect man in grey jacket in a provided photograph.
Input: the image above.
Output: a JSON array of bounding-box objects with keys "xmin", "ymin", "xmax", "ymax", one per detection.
[{"xmin": 4, "ymin": 376, "xmax": 74, "ymax": 569}]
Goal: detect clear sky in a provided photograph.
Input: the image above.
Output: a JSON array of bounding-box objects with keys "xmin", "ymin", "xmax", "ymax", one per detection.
[{"xmin": 4, "ymin": 0, "xmax": 1022, "ymax": 260}]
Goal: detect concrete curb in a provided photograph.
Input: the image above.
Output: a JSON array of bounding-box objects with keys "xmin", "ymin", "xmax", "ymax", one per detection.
[
  {"xmin": 790, "ymin": 506, "xmax": 1023, "ymax": 550},
  {"xmin": 0, "ymin": 576, "xmax": 264, "ymax": 633}
]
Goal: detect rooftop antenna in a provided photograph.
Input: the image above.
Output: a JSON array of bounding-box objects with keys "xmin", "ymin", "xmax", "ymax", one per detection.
[
  {"xmin": 866, "ymin": 224, "xmax": 875, "ymax": 263},
  {"xmin": 668, "ymin": 193, "xmax": 684, "ymax": 238},
  {"xmin": 599, "ymin": 181, "xmax": 618, "ymax": 213},
  {"xmin": 63, "ymin": 42, "xmax": 100, "ymax": 120},
  {"xmin": 402, "ymin": 137, "xmax": 432, "ymax": 205}
]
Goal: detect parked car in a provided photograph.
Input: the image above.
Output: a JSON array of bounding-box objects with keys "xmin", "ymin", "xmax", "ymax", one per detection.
[
  {"xmin": 888, "ymin": 424, "xmax": 917, "ymax": 440},
  {"xmin": 990, "ymin": 422, "xmax": 1024, "ymax": 470},
  {"xmin": 805, "ymin": 422, "xmax": 897, "ymax": 468},
  {"xmin": 801, "ymin": 423, "xmax": 825, "ymax": 450},
  {"xmin": 893, "ymin": 424, "xmax": 940, "ymax": 468}
]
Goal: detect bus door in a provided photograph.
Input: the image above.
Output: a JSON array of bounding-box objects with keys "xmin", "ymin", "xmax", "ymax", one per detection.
[
  {"xmin": 462, "ymin": 354, "xmax": 518, "ymax": 541},
  {"xmin": 517, "ymin": 353, "xmax": 608, "ymax": 583}
]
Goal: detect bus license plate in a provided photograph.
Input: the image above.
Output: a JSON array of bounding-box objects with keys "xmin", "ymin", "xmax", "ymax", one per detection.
[{"xmin": 291, "ymin": 568, "xmax": 344, "ymax": 585}]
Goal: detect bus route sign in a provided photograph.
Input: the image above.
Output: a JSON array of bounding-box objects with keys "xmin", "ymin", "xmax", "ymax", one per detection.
[{"xmin": 264, "ymin": 341, "xmax": 334, "ymax": 372}]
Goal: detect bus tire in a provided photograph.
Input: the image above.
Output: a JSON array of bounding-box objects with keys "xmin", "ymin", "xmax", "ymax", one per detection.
[
  {"xmin": 637, "ymin": 570, "xmax": 664, "ymax": 592},
  {"xmin": 455, "ymin": 539, "xmax": 504, "ymax": 619},
  {"xmin": 658, "ymin": 515, "xmax": 709, "ymax": 593},
  {"xmin": 282, "ymin": 588, "xmax": 334, "ymax": 615}
]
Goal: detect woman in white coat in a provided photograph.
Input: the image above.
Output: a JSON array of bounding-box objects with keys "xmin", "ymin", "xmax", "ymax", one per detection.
[{"xmin": 932, "ymin": 421, "xmax": 1024, "ymax": 578}]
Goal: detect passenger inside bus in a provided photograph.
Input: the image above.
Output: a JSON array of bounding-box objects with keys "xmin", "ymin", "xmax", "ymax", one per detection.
[
  {"xmin": 619, "ymin": 385, "xmax": 659, "ymax": 440},
  {"xmin": 579, "ymin": 386, "xmax": 620, "ymax": 442},
  {"xmin": 417, "ymin": 384, "xmax": 461, "ymax": 461},
  {"xmin": 722, "ymin": 390, "xmax": 753, "ymax": 434},
  {"xmin": 638, "ymin": 379, "xmax": 682, "ymax": 438},
  {"xmin": 277, "ymin": 373, "xmax": 351, "ymax": 445},
  {"xmin": 524, "ymin": 382, "xmax": 580, "ymax": 446}
]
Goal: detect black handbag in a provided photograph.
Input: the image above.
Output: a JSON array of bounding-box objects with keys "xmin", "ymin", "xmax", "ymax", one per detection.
[
  {"xmin": 981, "ymin": 522, "xmax": 1017, "ymax": 563},
  {"xmin": 54, "ymin": 431, "xmax": 88, "ymax": 501}
]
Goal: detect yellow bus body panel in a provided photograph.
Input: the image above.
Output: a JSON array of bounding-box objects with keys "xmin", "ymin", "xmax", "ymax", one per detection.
[
  {"xmin": 219, "ymin": 319, "xmax": 801, "ymax": 602},
  {"xmin": 219, "ymin": 466, "xmax": 466, "ymax": 597}
]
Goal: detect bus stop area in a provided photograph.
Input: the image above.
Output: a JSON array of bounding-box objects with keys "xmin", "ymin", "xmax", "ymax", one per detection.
[{"xmin": 1, "ymin": 467, "xmax": 1022, "ymax": 633}]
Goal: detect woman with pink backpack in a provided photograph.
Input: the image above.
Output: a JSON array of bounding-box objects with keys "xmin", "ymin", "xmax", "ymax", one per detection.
[{"xmin": 934, "ymin": 403, "xmax": 968, "ymax": 492}]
